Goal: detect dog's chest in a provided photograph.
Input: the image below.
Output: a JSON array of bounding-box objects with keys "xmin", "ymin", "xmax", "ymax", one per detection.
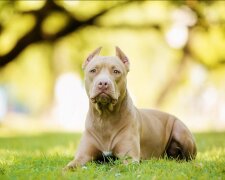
[
  {"xmin": 102, "ymin": 151, "xmax": 113, "ymax": 156},
  {"xmin": 92, "ymin": 121, "xmax": 119, "ymax": 151}
]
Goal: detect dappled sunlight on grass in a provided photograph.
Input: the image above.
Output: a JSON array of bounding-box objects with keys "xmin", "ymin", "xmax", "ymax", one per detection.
[
  {"xmin": 0, "ymin": 131, "xmax": 224, "ymax": 179},
  {"xmin": 198, "ymin": 148, "xmax": 225, "ymax": 162}
]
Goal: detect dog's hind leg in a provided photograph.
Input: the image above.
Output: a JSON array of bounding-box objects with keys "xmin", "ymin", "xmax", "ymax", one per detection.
[{"xmin": 166, "ymin": 119, "xmax": 197, "ymax": 161}]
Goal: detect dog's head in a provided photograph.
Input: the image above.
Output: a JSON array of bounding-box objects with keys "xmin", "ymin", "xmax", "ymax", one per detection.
[{"xmin": 82, "ymin": 47, "xmax": 130, "ymax": 113}]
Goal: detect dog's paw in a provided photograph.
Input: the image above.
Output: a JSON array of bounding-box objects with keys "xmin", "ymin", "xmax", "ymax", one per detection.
[
  {"xmin": 62, "ymin": 165, "xmax": 77, "ymax": 174},
  {"xmin": 62, "ymin": 161, "xmax": 78, "ymax": 172}
]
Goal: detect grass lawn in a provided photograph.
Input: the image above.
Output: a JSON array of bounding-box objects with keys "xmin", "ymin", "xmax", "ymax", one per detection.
[{"xmin": 0, "ymin": 130, "xmax": 225, "ymax": 180}]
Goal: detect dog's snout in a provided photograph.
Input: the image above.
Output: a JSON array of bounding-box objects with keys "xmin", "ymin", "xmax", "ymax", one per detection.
[{"xmin": 98, "ymin": 80, "xmax": 109, "ymax": 90}]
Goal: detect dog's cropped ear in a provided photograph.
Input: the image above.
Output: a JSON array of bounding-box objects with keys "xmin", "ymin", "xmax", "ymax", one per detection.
[
  {"xmin": 115, "ymin": 46, "xmax": 130, "ymax": 72},
  {"xmin": 82, "ymin": 47, "xmax": 102, "ymax": 69}
]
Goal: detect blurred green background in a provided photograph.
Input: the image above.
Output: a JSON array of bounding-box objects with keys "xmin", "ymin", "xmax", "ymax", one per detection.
[{"xmin": 0, "ymin": 0, "xmax": 225, "ymax": 133}]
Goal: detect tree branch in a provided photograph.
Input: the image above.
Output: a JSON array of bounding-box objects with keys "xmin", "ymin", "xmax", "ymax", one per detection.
[
  {"xmin": 155, "ymin": 45, "xmax": 189, "ymax": 106},
  {"xmin": 0, "ymin": 1, "xmax": 131, "ymax": 67}
]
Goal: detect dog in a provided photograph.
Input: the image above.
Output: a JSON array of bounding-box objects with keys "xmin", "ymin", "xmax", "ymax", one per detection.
[{"xmin": 65, "ymin": 47, "xmax": 197, "ymax": 170}]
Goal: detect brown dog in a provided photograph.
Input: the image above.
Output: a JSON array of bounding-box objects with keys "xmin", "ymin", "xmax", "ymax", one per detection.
[{"xmin": 65, "ymin": 47, "xmax": 197, "ymax": 169}]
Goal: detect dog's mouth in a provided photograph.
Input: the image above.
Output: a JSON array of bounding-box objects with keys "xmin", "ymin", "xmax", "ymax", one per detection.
[{"xmin": 91, "ymin": 92, "xmax": 117, "ymax": 105}]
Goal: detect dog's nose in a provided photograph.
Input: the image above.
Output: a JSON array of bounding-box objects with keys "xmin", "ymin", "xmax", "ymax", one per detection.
[{"xmin": 98, "ymin": 81, "xmax": 109, "ymax": 90}]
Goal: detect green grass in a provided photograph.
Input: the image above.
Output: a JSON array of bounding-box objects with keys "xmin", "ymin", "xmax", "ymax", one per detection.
[{"xmin": 0, "ymin": 131, "xmax": 225, "ymax": 180}]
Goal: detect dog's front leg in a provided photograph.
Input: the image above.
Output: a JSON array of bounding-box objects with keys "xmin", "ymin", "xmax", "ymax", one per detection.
[
  {"xmin": 113, "ymin": 137, "xmax": 140, "ymax": 164},
  {"xmin": 64, "ymin": 132, "xmax": 100, "ymax": 171}
]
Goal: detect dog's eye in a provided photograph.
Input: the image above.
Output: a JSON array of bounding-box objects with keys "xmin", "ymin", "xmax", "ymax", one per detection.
[
  {"xmin": 113, "ymin": 70, "xmax": 120, "ymax": 74},
  {"xmin": 90, "ymin": 69, "xmax": 96, "ymax": 73}
]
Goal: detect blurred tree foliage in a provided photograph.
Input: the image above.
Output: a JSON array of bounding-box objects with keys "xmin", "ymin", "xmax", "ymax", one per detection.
[{"xmin": 0, "ymin": 0, "xmax": 225, "ymax": 114}]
